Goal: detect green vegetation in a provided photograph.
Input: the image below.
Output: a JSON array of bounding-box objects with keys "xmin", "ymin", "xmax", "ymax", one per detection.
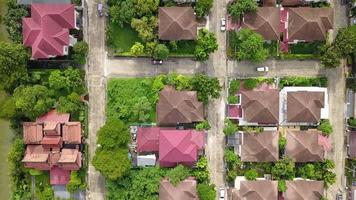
[
  {"xmin": 3, "ymin": 0, "xmax": 28, "ymax": 43},
  {"xmin": 153, "ymin": 43, "xmax": 169, "ymax": 60},
  {"xmin": 106, "ymin": 23, "xmax": 142, "ymax": 54},
  {"xmin": 348, "ymin": 117, "xmax": 356, "ymax": 127},
  {"xmin": 166, "ymin": 165, "xmax": 191, "ymax": 186},
  {"xmin": 243, "ymin": 78, "xmax": 260, "ymax": 90},
  {"xmin": 264, "ymin": 41, "xmax": 279, "ymax": 58},
  {"xmin": 72, "ymin": 41, "xmax": 89, "ymax": 65},
  {"xmin": 229, "ymin": 79, "xmax": 240, "ymax": 95},
  {"xmin": 228, "ymin": 29, "xmax": 267, "ymax": 62},
  {"xmin": 35, "ymin": 172, "xmax": 54, "ymax": 200},
  {"xmin": 296, "ymin": 160, "xmax": 336, "ymax": 187},
  {"xmin": 278, "ymin": 180, "xmax": 286, "ymax": 192},
  {"xmin": 223, "ymin": 119, "xmax": 239, "ymax": 135},
  {"xmin": 193, "ymin": 157, "xmax": 210, "ymax": 184},
  {"xmin": 228, "ymin": 95, "xmax": 239, "ymax": 104},
  {"xmin": 224, "ymin": 148, "xmax": 242, "ymax": 182},
  {"xmin": 195, "ymin": 29, "xmax": 218, "ymax": 61},
  {"xmin": 130, "ymin": 42, "xmax": 145, "ymax": 57},
  {"xmin": 279, "ymin": 76, "xmax": 328, "ymax": 88},
  {"xmin": 228, "ymin": 0, "xmax": 257, "ymax": 19},
  {"xmin": 197, "ymin": 183, "xmax": 216, "ymax": 200},
  {"xmin": 195, "ymin": 0, "xmax": 213, "ymax": 18},
  {"xmin": 190, "ymin": 74, "xmax": 222, "ymax": 104},
  {"xmin": 245, "ymin": 169, "xmax": 258, "ymax": 180},
  {"xmin": 168, "ymin": 41, "xmax": 196, "ymax": 57},
  {"xmin": 317, "ymin": 119, "xmax": 333, "ymax": 137},
  {"xmin": 195, "ymin": 120, "xmax": 211, "ymax": 131},
  {"xmin": 272, "ymin": 157, "xmax": 295, "ymax": 180},
  {"xmin": 279, "ymin": 136, "xmax": 287, "ymax": 155},
  {"xmin": 67, "ymin": 171, "xmax": 87, "ymax": 193},
  {"xmin": 0, "ymin": 0, "xmax": 9, "ymax": 42},
  {"xmin": 289, "ymin": 42, "xmax": 324, "ymax": 55}
]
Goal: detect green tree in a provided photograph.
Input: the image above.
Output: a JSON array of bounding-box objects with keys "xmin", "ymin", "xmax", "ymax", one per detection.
[
  {"xmin": 279, "ymin": 136, "xmax": 287, "ymax": 152},
  {"xmin": 317, "ymin": 119, "xmax": 333, "ymax": 136},
  {"xmin": 3, "ymin": 0, "xmax": 28, "ymax": 43},
  {"xmin": 152, "ymin": 43, "xmax": 169, "ymax": 60},
  {"xmin": 0, "ymin": 42, "xmax": 29, "ymax": 92},
  {"xmin": 195, "ymin": 29, "xmax": 218, "ymax": 61},
  {"xmin": 193, "ymin": 157, "xmax": 210, "ymax": 183},
  {"xmin": 130, "ymin": 42, "xmax": 145, "ymax": 57},
  {"xmin": 195, "ymin": 0, "xmax": 213, "ymax": 18},
  {"xmin": 224, "ymin": 149, "xmax": 241, "ymax": 170},
  {"xmin": 195, "ymin": 120, "xmax": 211, "ymax": 131},
  {"xmin": 166, "ymin": 165, "xmax": 191, "ymax": 186},
  {"xmin": 73, "ymin": 41, "xmax": 89, "ymax": 65},
  {"xmin": 134, "ymin": 0, "xmax": 159, "ymax": 17},
  {"xmin": 228, "ymin": 0, "xmax": 257, "ymax": 19},
  {"xmin": 278, "ymin": 180, "xmax": 286, "ymax": 192},
  {"xmin": 245, "ymin": 169, "xmax": 258, "ymax": 180},
  {"xmin": 323, "ymin": 171, "xmax": 336, "ymax": 187},
  {"xmin": 320, "ymin": 45, "xmax": 341, "ymax": 68},
  {"xmin": 92, "ymin": 149, "xmax": 131, "ymax": 181},
  {"xmin": 13, "ymin": 85, "xmax": 55, "ymax": 120},
  {"xmin": 131, "ymin": 16, "xmax": 158, "ymax": 42},
  {"xmin": 334, "ymin": 26, "xmax": 356, "ymax": 56},
  {"xmin": 190, "ymin": 74, "xmax": 222, "ymax": 104},
  {"xmin": 109, "ymin": 0, "xmax": 135, "ymax": 27},
  {"xmin": 97, "ymin": 119, "xmax": 130, "ymax": 150},
  {"xmin": 243, "ymin": 78, "xmax": 260, "ymax": 90},
  {"xmin": 0, "ymin": 96, "xmax": 16, "ymax": 119},
  {"xmin": 223, "ymin": 119, "xmax": 239, "ymax": 135},
  {"xmin": 131, "ymin": 96, "xmax": 152, "ymax": 122},
  {"xmin": 66, "ymin": 171, "xmax": 85, "ymax": 193},
  {"xmin": 197, "ymin": 183, "xmax": 216, "ymax": 200},
  {"xmin": 297, "ymin": 163, "xmax": 317, "ymax": 179},
  {"xmin": 272, "ymin": 157, "xmax": 295, "ymax": 180},
  {"xmin": 48, "ymin": 67, "xmax": 84, "ymax": 96},
  {"xmin": 229, "ymin": 29, "xmax": 268, "ymax": 62},
  {"xmin": 56, "ymin": 92, "xmax": 83, "ymax": 119}
]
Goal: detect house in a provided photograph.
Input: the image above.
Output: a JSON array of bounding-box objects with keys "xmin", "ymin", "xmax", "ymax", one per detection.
[
  {"xmin": 36, "ymin": 109, "xmax": 70, "ymax": 123},
  {"xmin": 280, "ymin": 87, "xmax": 328, "ymax": 125},
  {"xmin": 157, "ymin": 86, "xmax": 204, "ymax": 126},
  {"xmin": 284, "ymin": 180, "xmax": 324, "ymax": 200},
  {"xmin": 23, "ymin": 122, "xmax": 43, "ymax": 144},
  {"xmin": 136, "ymin": 127, "xmax": 206, "ymax": 167},
  {"xmin": 159, "ymin": 177, "xmax": 199, "ymax": 200},
  {"xmin": 230, "ymin": 180, "xmax": 278, "ymax": 200},
  {"xmin": 63, "ymin": 122, "xmax": 82, "ymax": 144},
  {"xmin": 241, "ymin": 7, "xmax": 280, "ymax": 41},
  {"xmin": 287, "ymin": 8, "xmax": 333, "ymax": 43},
  {"xmin": 240, "ymin": 131, "xmax": 279, "ymax": 162},
  {"xmin": 239, "ymin": 90, "xmax": 279, "ymax": 125},
  {"xmin": 17, "ymin": 0, "xmax": 70, "ymax": 5},
  {"xmin": 56, "ymin": 149, "xmax": 82, "ymax": 170},
  {"xmin": 348, "ymin": 131, "xmax": 356, "ymax": 159},
  {"xmin": 281, "ymin": 0, "xmax": 329, "ymax": 6},
  {"xmin": 158, "ymin": 7, "xmax": 198, "ymax": 41},
  {"xmin": 285, "ymin": 130, "xmax": 325, "ymax": 162},
  {"xmin": 22, "ymin": 4, "xmax": 79, "ymax": 59}
]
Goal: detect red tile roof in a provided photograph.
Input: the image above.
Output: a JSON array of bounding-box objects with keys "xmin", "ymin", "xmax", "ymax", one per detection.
[
  {"xmin": 23, "ymin": 122, "xmax": 43, "ymax": 144},
  {"xmin": 137, "ymin": 127, "xmax": 160, "ymax": 153},
  {"xmin": 57, "ymin": 149, "xmax": 82, "ymax": 170},
  {"xmin": 50, "ymin": 167, "xmax": 70, "ymax": 185},
  {"xmin": 22, "ymin": 145, "xmax": 51, "ymax": 170},
  {"xmin": 63, "ymin": 122, "xmax": 81, "ymax": 144},
  {"xmin": 22, "ymin": 4, "xmax": 75, "ymax": 59},
  {"xmin": 349, "ymin": 131, "xmax": 356, "ymax": 158},
  {"xmin": 159, "ymin": 129, "xmax": 205, "ymax": 167},
  {"xmin": 36, "ymin": 109, "xmax": 70, "ymax": 124}
]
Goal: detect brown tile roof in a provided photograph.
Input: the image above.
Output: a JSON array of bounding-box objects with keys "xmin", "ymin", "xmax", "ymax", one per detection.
[
  {"xmin": 43, "ymin": 122, "xmax": 61, "ymax": 135},
  {"xmin": 63, "ymin": 122, "xmax": 82, "ymax": 144},
  {"xmin": 159, "ymin": 7, "xmax": 197, "ymax": 40},
  {"xmin": 288, "ymin": 8, "xmax": 333, "ymax": 41},
  {"xmin": 285, "ymin": 180, "xmax": 324, "ymax": 200},
  {"xmin": 238, "ymin": 180, "xmax": 278, "ymax": 200},
  {"xmin": 285, "ymin": 130, "xmax": 324, "ymax": 162},
  {"xmin": 241, "ymin": 90, "xmax": 279, "ymax": 124},
  {"xmin": 57, "ymin": 148, "xmax": 82, "ymax": 170},
  {"xmin": 287, "ymin": 91, "xmax": 324, "ymax": 123},
  {"xmin": 159, "ymin": 177, "xmax": 198, "ymax": 200},
  {"xmin": 349, "ymin": 131, "xmax": 356, "ymax": 158},
  {"xmin": 281, "ymin": 0, "xmax": 305, "ymax": 6},
  {"xmin": 241, "ymin": 131, "xmax": 279, "ymax": 162},
  {"xmin": 23, "ymin": 122, "xmax": 43, "ymax": 144},
  {"xmin": 263, "ymin": 0, "xmax": 276, "ymax": 6},
  {"xmin": 157, "ymin": 86, "xmax": 204, "ymax": 126},
  {"xmin": 242, "ymin": 7, "xmax": 280, "ymax": 40}
]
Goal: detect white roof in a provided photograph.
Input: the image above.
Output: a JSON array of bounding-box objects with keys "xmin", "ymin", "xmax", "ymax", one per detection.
[{"xmin": 137, "ymin": 154, "xmax": 156, "ymax": 166}]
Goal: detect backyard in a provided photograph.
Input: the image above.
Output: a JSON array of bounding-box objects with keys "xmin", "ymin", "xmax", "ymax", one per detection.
[
  {"xmin": 106, "ymin": 23, "xmax": 142, "ymax": 55},
  {"xmin": 0, "ymin": 0, "xmax": 9, "ymax": 42}
]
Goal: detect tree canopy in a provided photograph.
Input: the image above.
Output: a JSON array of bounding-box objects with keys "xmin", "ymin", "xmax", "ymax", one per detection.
[
  {"xmin": 130, "ymin": 42, "xmax": 145, "ymax": 57},
  {"xmin": 97, "ymin": 119, "xmax": 130, "ymax": 150},
  {"xmin": 195, "ymin": 29, "xmax": 218, "ymax": 61},
  {"xmin": 272, "ymin": 157, "xmax": 295, "ymax": 180},
  {"xmin": 152, "ymin": 44, "xmax": 169, "ymax": 60},
  {"xmin": 109, "ymin": 0, "xmax": 135, "ymax": 27},
  {"xmin": 229, "ymin": 29, "xmax": 268, "ymax": 62},
  {"xmin": 228, "ymin": 0, "xmax": 257, "ymax": 19},
  {"xmin": 195, "ymin": 0, "xmax": 213, "ymax": 18},
  {"xmin": 197, "ymin": 183, "xmax": 216, "ymax": 200},
  {"xmin": 166, "ymin": 165, "xmax": 191, "ymax": 186},
  {"xmin": 190, "ymin": 74, "xmax": 222, "ymax": 104},
  {"xmin": 73, "ymin": 41, "xmax": 89, "ymax": 65},
  {"xmin": 48, "ymin": 67, "xmax": 85, "ymax": 97}
]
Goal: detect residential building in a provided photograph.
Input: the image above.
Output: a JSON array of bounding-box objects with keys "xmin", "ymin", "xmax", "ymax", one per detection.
[
  {"xmin": 281, "ymin": 0, "xmax": 330, "ymax": 6},
  {"xmin": 158, "ymin": 7, "xmax": 198, "ymax": 41},
  {"xmin": 22, "ymin": 4, "xmax": 79, "ymax": 59},
  {"xmin": 230, "ymin": 179, "xmax": 278, "ymax": 200},
  {"xmin": 159, "ymin": 177, "xmax": 199, "ymax": 200},
  {"xmin": 17, "ymin": 0, "xmax": 70, "ymax": 5},
  {"xmin": 348, "ymin": 131, "xmax": 356, "ymax": 159},
  {"xmin": 242, "ymin": 7, "xmax": 280, "ymax": 41},
  {"xmin": 156, "ymin": 86, "xmax": 204, "ymax": 126},
  {"xmin": 284, "ymin": 180, "xmax": 324, "ymax": 200},
  {"xmin": 285, "ymin": 130, "xmax": 326, "ymax": 162}
]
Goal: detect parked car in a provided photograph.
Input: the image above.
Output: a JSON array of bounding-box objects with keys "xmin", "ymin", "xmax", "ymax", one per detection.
[
  {"xmin": 336, "ymin": 192, "xmax": 343, "ymax": 200},
  {"xmin": 97, "ymin": 2, "xmax": 103, "ymax": 17},
  {"xmin": 256, "ymin": 66, "xmax": 269, "ymax": 72},
  {"xmin": 152, "ymin": 60, "xmax": 163, "ymax": 65},
  {"xmin": 219, "ymin": 187, "xmax": 225, "ymax": 200},
  {"xmin": 220, "ymin": 18, "xmax": 226, "ymax": 31}
]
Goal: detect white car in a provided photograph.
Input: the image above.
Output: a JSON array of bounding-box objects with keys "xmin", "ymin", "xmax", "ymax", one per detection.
[
  {"xmin": 219, "ymin": 187, "xmax": 225, "ymax": 200},
  {"xmin": 257, "ymin": 66, "xmax": 269, "ymax": 72},
  {"xmin": 220, "ymin": 18, "xmax": 226, "ymax": 31}
]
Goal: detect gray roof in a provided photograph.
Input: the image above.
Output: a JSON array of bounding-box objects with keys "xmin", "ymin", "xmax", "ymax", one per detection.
[
  {"xmin": 137, "ymin": 154, "xmax": 156, "ymax": 167},
  {"xmin": 17, "ymin": 0, "xmax": 70, "ymax": 5}
]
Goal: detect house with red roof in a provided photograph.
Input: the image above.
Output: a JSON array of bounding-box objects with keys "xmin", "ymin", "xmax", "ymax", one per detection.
[
  {"xmin": 136, "ymin": 127, "xmax": 206, "ymax": 167},
  {"xmin": 22, "ymin": 110, "xmax": 82, "ymax": 185},
  {"xmin": 22, "ymin": 3, "xmax": 79, "ymax": 59}
]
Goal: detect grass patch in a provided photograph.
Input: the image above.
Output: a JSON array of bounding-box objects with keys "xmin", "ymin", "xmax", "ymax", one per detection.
[
  {"xmin": 0, "ymin": 0, "xmax": 9, "ymax": 42},
  {"xmin": 289, "ymin": 42, "xmax": 324, "ymax": 55},
  {"xmin": 279, "ymin": 76, "xmax": 328, "ymax": 88},
  {"xmin": 169, "ymin": 40, "xmax": 196, "ymax": 56},
  {"xmin": 264, "ymin": 41, "xmax": 278, "ymax": 58},
  {"xmin": 107, "ymin": 23, "xmax": 141, "ymax": 54}
]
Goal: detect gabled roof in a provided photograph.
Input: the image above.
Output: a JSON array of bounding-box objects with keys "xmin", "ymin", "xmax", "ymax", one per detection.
[
  {"xmin": 36, "ymin": 109, "xmax": 70, "ymax": 123},
  {"xmin": 159, "ymin": 129, "xmax": 205, "ymax": 167},
  {"xmin": 57, "ymin": 148, "xmax": 81, "ymax": 170},
  {"xmin": 50, "ymin": 166, "xmax": 70, "ymax": 185},
  {"xmin": 23, "ymin": 122, "xmax": 43, "ymax": 144},
  {"xmin": 287, "ymin": 91, "xmax": 324, "ymax": 123},
  {"xmin": 159, "ymin": 7, "xmax": 197, "ymax": 40},
  {"xmin": 242, "ymin": 7, "xmax": 280, "ymax": 40},
  {"xmin": 62, "ymin": 122, "xmax": 81, "ymax": 144},
  {"xmin": 241, "ymin": 131, "xmax": 279, "ymax": 162},
  {"xmin": 284, "ymin": 180, "xmax": 324, "ymax": 200},
  {"xmin": 237, "ymin": 180, "xmax": 278, "ymax": 200},
  {"xmin": 349, "ymin": 131, "xmax": 356, "ymax": 158},
  {"xmin": 281, "ymin": 0, "xmax": 304, "ymax": 6},
  {"xmin": 157, "ymin": 86, "xmax": 204, "ymax": 126},
  {"xmin": 288, "ymin": 8, "xmax": 333, "ymax": 41},
  {"xmin": 137, "ymin": 127, "xmax": 160, "ymax": 153},
  {"xmin": 241, "ymin": 90, "xmax": 279, "ymax": 124},
  {"xmin": 285, "ymin": 130, "xmax": 324, "ymax": 162},
  {"xmin": 159, "ymin": 177, "xmax": 199, "ymax": 200},
  {"xmin": 22, "ymin": 4, "xmax": 75, "ymax": 59}
]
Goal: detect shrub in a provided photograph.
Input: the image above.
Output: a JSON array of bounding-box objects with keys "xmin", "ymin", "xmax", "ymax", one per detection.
[
  {"xmin": 130, "ymin": 42, "xmax": 145, "ymax": 57},
  {"xmin": 348, "ymin": 117, "xmax": 356, "ymax": 127},
  {"xmin": 224, "ymin": 149, "xmax": 241, "ymax": 170},
  {"xmin": 3, "ymin": 0, "xmax": 28, "ymax": 43},
  {"xmin": 195, "ymin": 120, "xmax": 211, "ymax": 131},
  {"xmin": 190, "ymin": 74, "xmax": 222, "ymax": 104},
  {"xmin": 195, "ymin": 29, "xmax": 218, "ymax": 61},
  {"xmin": 223, "ymin": 119, "xmax": 239, "ymax": 135},
  {"xmin": 195, "ymin": 0, "xmax": 213, "ymax": 18},
  {"xmin": 243, "ymin": 78, "xmax": 260, "ymax": 90},
  {"xmin": 193, "ymin": 157, "xmax": 210, "ymax": 183},
  {"xmin": 166, "ymin": 165, "xmax": 191, "ymax": 186},
  {"xmin": 229, "ymin": 79, "xmax": 240, "ymax": 95},
  {"xmin": 67, "ymin": 171, "xmax": 83, "ymax": 193},
  {"xmin": 278, "ymin": 180, "xmax": 286, "ymax": 192},
  {"xmin": 197, "ymin": 183, "xmax": 216, "ymax": 200},
  {"xmin": 245, "ymin": 169, "xmax": 258, "ymax": 180},
  {"xmin": 153, "ymin": 43, "xmax": 169, "ymax": 60},
  {"xmin": 228, "ymin": 95, "xmax": 238, "ymax": 104},
  {"xmin": 228, "ymin": 0, "xmax": 257, "ymax": 19},
  {"xmin": 317, "ymin": 119, "xmax": 333, "ymax": 136},
  {"xmin": 227, "ymin": 170, "xmax": 238, "ymax": 182},
  {"xmin": 73, "ymin": 41, "xmax": 89, "ymax": 65},
  {"xmin": 97, "ymin": 119, "xmax": 130, "ymax": 150},
  {"xmin": 278, "ymin": 136, "xmax": 287, "ymax": 152},
  {"xmin": 272, "ymin": 157, "xmax": 295, "ymax": 180}
]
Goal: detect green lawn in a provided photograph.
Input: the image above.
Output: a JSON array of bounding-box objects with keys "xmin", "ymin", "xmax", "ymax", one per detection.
[
  {"xmin": 0, "ymin": 0, "xmax": 9, "ymax": 42},
  {"xmin": 264, "ymin": 41, "xmax": 278, "ymax": 58},
  {"xmin": 107, "ymin": 22, "xmax": 141, "ymax": 54},
  {"xmin": 169, "ymin": 40, "xmax": 196, "ymax": 56},
  {"xmin": 289, "ymin": 41, "xmax": 324, "ymax": 55}
]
